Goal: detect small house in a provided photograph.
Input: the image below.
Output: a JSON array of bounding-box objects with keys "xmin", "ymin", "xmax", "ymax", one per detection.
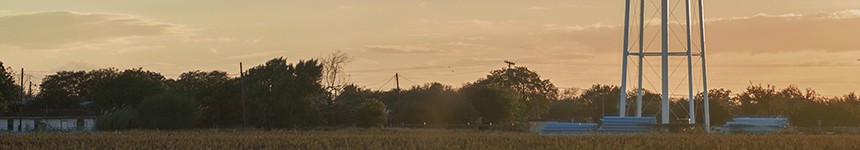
[{"xmin": 0, "ymin": 109, "xmax": 99, "ymax": 133}]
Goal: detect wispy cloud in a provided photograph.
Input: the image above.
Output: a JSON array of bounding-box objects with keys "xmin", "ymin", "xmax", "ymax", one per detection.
[
  {"xmin": 451, "ymin": 19, "xmax": 497, "ymax": 26},
  {"xmin": 0, "ymin": 11, "xmax": 190, "ymax": 50},
  {"xmin": 409, "ymin": 33, "xmax": 449, "ymax": 38},
  {"xmin": 542, "ymin": 10, "xmax": 860, "ymax": 54},
  {"xmin": 55, "ymin": 61, "xmax": 101, "ymax": 71},
  {"xmin": 364, "ymin": 45, "xmax": 442, "ymax": 54},
  {"xmin": 223, "ymin": 51, "xmax": 288, "ymax": 60}
]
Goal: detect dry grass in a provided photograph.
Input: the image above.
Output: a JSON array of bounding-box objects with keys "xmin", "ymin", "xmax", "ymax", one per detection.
[{"xmin": 1, "ymin": 129, "xmax": 859, "ymax": 149}]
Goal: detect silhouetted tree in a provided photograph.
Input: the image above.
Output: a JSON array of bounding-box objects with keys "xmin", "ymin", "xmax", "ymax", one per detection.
[
  {"xmin": 96, "ymin": 107, "xmax": 140, "ymax": 130},
  {"xmin": 321, "ymin": 51, "xmax": 352, "ymax": 102},
  {"xmin": 693, "ymin": 88, "xmax": 734, "ymax": 125},
  {"xmin": 90, "ymin": 68, "xmax": 168, "ymax": 112},
  {"xmin": 472, "ymin": 66, "xmax": 558, "ymax": 120},
  {"xmin": 322, "ymin": 84, "xmax": 375, "ymax": 125},
  {"xmin": 0, "ymin": 62, "xmax": 22, "ymax": 112},
  {"xmin": 546, "ymin": 100, "xmax": 587, "ymax": 121},
  {"xmin": 36, "ymin": 71, "xmax": 88, "ymax": 108},
  {"xmin": 579, "ymin": 84, "xmax": 620, "ymax": 122},
  {"xmin": 460, "ymin": 84, "xmax": 521, "ymax": 124},
  {"xmin": 171, "ymin": 70, "xmax": 239, "ymax": 127},
  {"xmin": 244, "ymin": 58, "xmax": 326, "ymax": 128},
  {"xmin": 355, "ymin": 99, "xmax": 387, "ymax": 128},
  {"xmin": 136, "ymin": 91, "xmax": 201, "ymax": 130}
]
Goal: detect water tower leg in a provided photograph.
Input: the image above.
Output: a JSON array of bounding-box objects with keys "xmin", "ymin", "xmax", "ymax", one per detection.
[{"xmin": 660, "ymin": 0, "xmax": 670, "ymax": 125}]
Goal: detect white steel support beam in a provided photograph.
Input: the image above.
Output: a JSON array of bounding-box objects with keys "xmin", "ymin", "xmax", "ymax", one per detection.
[
  {"xmin": 660, "ymin": 0, "xmax": 671, "ymax": 125},
  {"xmin": 699, "ymin": 0, "xmax": 712, "ymax": 133},
  {"xmin": 685, "ymin": 0, "xmax": 696, "ymax": 125},
  {"xmin": 620, "ymin": 0, "xmax": 632, "ymax": 117},
  {"xmin": 636, "ymin": 0, "xmax": 645, "ymax": 118},
  {"xmin": 631, "ymin": 52, "xmax": 699, "ymax": 56}
]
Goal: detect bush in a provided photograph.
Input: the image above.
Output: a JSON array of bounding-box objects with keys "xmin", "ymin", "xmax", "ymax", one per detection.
[
  {"xmin": 355, "ymin": 99, "xmax": 387, "ymax": 128},
  {"xmin": 136, "ymin": 92, "xmax": 202, "ymax": 130},
  {"xmin": 97, "ymin": 107, "xmax": 141, "ymax": 130}
]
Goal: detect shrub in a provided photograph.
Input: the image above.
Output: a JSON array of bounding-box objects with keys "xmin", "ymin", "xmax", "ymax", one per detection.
[
  {"xmin": 136, "ymin": 92, "xmax": 202, "ymax": 130},
  {"xmin": 97, "ymin": 107, "xmax": 141, "ymax": 130},
  {"xmin": 355, "ymin": 99, "xmax": 387, "ymax": 128}
]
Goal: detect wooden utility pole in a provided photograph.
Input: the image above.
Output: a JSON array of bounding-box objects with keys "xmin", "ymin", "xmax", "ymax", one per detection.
[
  {"xmin": 504, "ymin": 61, "xmax": 515, "ymax": 69},
  {"xmin": 240, "ymin": 62, "xmax": 247, "ymax": 126},
  {"xmin": 20, "ymin": 68, "xmax": 23, "ymax": 104},
  {"xmin": 18, "ymin": 68, "xmax": 23, "ymax": 132},
  {"xmin": 395, "ymin": 73, "xmax": 400, "ymax": 91},
  {"xmin": 395, "ymin": 73, "xmax": 402, "ymax": 126}
]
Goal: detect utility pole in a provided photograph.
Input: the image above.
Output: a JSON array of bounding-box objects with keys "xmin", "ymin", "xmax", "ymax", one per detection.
[
  {"xmin": 240, "ymin": 62, "xmax": 247, "ymax": 127},
  {"xmin": 504, "ymin": 61, "xmax": 515, "ymax": 69},
  {"xmin": 18, "ymin": 68, "xmax": 23, "ymax": 132},
  {"xmin": 395, "ymin": 73, "xmax": 400, "ymax": 91},
  {"xmin": 28, "ymin": 81, "xmax": 32, "ymax": 98},
  {"xmin": 20, "ymin": 68, "xmax": 24, "ymax": 104},
  {"xmin": 503, "ymin": 60, "xmax": 516, "ymax": 81},
  {"xmin": 395, "ymin": 73, "xmax": 402, "ymax": 127}
]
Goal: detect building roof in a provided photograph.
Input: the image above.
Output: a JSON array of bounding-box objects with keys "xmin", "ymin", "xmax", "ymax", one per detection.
[{"xmin": 1, "ymin": 109, "xmax": 100, "ymax": 118}]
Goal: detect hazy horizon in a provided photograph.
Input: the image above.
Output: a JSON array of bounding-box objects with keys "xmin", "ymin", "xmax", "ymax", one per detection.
[{"xmin": 1, "ymin": 0, "xmax": 858, "ymax": 97}]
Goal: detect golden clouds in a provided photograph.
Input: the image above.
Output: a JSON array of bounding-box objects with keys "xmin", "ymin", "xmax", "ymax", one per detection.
[{"xmin": 0, "ymin": 11, "xmax": 190, "ymax": 50}]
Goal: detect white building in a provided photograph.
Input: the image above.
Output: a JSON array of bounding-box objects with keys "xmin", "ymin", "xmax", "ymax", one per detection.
[{"xmin": 0, "ymin": 109, "xmax": 99, "ymax": 133}]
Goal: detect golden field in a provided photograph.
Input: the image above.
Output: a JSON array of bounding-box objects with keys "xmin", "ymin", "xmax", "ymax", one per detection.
[{"xmin": 1, "ymin": 129, "xmax": 859, "ymax": 149}]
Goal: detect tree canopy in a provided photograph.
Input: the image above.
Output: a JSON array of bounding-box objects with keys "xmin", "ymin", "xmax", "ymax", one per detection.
[
  {"xmin": 3, "ymin": 57, "xmax": 857, "ymax": 131},
  {"xmin": 0, "ymin": 62, "xmax": 22, "ymax": 112}
]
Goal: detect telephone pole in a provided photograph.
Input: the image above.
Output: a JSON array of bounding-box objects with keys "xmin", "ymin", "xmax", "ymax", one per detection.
[
  {"xmin": 504, "ymin": 61, "xmax": 515, "ymax": 69},
  {"xmin": 240, "ymin": 62, "xmax": 247, "ymax": 127},
  {"xmin": 18, "ymin": 68, "xmax": 23, "ymax": 132},
  {"xmin": 28, "ymin": 81, "xmax": 32, "ymax": 98},
  {"xmin": 20, "ymin": 68, "xmax": 24, "ymax": 104},
  {"xmin": 395, "ymin": 73, "xmax": 402, "ymax": 126},
  {"xmin": 395, "ymin": 73, "xmax": 401, "ymax": 91}
]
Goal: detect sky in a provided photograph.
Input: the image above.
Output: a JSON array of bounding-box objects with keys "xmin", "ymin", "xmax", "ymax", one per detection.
[{"xmin": 0, "ymin": 0, "xmax": 858, "ymax": 97}]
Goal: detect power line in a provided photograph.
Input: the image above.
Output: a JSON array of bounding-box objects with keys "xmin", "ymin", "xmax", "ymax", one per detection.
[
  {"xmin": 398, "ymin": 74, "xmax": 420, "ymax": 86},
  {"xmin": 376, "ymin": 75, "xmax": 396, "ymax": 91}
]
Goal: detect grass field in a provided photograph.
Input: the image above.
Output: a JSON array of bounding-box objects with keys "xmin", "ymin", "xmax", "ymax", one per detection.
[{"xmin": 2, "ymin": 129, "xmax": 860, "ymax": 149}]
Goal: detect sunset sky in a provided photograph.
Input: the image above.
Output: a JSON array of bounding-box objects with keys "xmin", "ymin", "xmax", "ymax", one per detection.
[{"xmin": 0, "ymin": 0, "xmax": 858, "ymax": 97}]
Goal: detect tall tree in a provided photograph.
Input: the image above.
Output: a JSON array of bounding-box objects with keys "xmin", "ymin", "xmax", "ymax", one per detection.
[
  {"xmin": 386, "ymin": 83, "xmax": 478, "ymax": 124},
  {"xmin": 355, "ymin": 99, "xmax": 387, "ymax": 128},
  {"xmin": 135, "ymin": 91, "xmax": 202, "ymax": 130},
  {"xmin": 578, "ymin": 84, "xmax": 620, "ymax": 122},
  {"xmin": 0, "ymin": 62, "xmax": 22, "ymax": 112},
  {"xmin": 244, "ymin": 58, "xmax": 326, "ymax": 128},
  {"xmin": 473, "ymin": 66, "xmax": 558, "ymax": 120},
  {"xmin": 90, "ymin": 68, "xmax": 168, "ymax": 111},
  {"xmin": 546, "ymin": 100, "xmax": 587, "ymax": 122},
  {"xmin": 36, "ymin": 71, "xmax": 88, "ymax": 108},
  {"xmin": 323, "ymin": 84, "xmax": 375, "ymax": 125},
  {"xmin": 693, "ymin": 88, "xmax": 735, "ymax": 125},
  {"xmin": 171, "ymin": 70, "xmax": 240, "ymax": 127},
  {"xmin": 321, "ymin": 51, "xmax": 352, "ymax": 101},
  {"xmin": 460, "ymin": 84, "xmax": 520, "ymax": 124}
]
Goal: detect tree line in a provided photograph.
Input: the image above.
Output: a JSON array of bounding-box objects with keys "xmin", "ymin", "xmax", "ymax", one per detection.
[{"xmin": 0, "ymin": 56, "xmax": 858, "ymax": 130}]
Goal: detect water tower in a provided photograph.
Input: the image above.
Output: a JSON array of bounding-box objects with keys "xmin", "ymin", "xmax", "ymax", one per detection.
[{"xmin": 617, "ymin": 0, "xmax": 711, "ymax": 132}]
